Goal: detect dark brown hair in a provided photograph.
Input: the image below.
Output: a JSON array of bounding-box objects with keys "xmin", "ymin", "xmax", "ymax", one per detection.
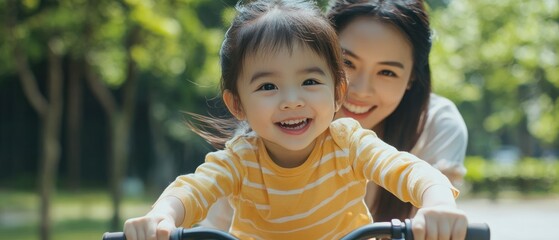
[
  {"xmin": 327, "ymin": 0, "xmax": 432, "ymax": 222},
  {"xmin": 189, "ymin": 0, "xmax": 347, "ymax": 149}
]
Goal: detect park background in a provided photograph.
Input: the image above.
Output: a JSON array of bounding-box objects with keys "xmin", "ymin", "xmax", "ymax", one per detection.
[{"xmin": 0, "ymin": 0, "xmax": 558, "ymax": 239}]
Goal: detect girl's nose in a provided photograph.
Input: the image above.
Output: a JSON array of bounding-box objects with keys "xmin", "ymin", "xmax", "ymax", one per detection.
[
  {"xmin": 280, "ymin": 91, "xmax": 305, "ymax": 110},
  {"xmin": 349, "ymin": 72, "xmax": 374, "ymax": 98}
]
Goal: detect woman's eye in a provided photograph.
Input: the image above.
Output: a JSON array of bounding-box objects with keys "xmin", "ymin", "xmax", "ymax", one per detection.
[
  {"xmin": 257, "ymin": 83, "xmax": 277, "ymax": 91},
  {"xmin": 379, "ymin": 70, "xmax": 397, "ymax": 77},
  {"xmin": 302, "ymin": 79, "xmax": 320, "ymax": 85},
  {"xmin": 343, "ymin": 59, "xmax": 355, "ymax": 69}
]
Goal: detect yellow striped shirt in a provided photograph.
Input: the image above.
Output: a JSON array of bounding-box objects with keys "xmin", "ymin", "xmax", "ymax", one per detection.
[{"xmin": 159, "ymin": 118, "xmax": 458, "ymax": 239}]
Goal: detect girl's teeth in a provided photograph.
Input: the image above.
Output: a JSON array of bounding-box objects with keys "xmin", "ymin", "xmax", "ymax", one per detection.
[
  {"xmin": 343, "ymin": 103, "xmax": 371, "ymax": 114},
  {"xmin": 280, "ymin": 119, "xmax": 306, "ymax": 125},
  {"xmin": 279, "ymin": 119, "xmax": 308, "ymax": 130}
]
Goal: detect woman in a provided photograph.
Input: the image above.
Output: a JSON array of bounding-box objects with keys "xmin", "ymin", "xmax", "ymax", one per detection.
[
  {"xmin": 327, "ymin": 0, "xmax": 467, "ymax": 222},
  {"xmin": 199, "ymin": 0, "xmax": 468, "ymax": 229}
]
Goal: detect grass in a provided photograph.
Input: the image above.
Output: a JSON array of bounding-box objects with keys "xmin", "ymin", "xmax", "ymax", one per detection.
[
  {"xmin": 0, "ymin": 189, "xmax": 153, "ymax": 240},
  {"xmin": 2, "ymin": 219, "xmax": 107, "ymax": 240}
]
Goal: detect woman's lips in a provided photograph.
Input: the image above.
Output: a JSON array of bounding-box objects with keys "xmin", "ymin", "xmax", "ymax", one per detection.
[
  {"xmin": 341, "ymin": 102, "xmax": 376, "ymax": 119},
  {"xmin": 343, "ymin": 102, "xmax": 372, "ymax": 114}
]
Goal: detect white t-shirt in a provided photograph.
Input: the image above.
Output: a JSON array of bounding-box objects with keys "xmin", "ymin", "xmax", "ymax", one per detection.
[
  {"xmin": 411, "ymin": 93, "xmax": 468, "ymax": 180},
  {"xmin": 199, "ymin": 93, "xmax": 468, "ymax": 230}
]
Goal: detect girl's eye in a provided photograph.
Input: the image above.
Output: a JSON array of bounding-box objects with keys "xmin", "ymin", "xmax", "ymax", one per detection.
[
  {"xmin": 379, "ymin": 70, "xmax": 397, "ymax": 77},
  {"xmin": 302, "ymin": 79, "xmax": 320, "ymax": 85},
  {"xmin": 343, "ymin": 59, "xmax": 355, "ymax": 69},
  {"xmin": 257, "ymin": 83, "xmax": 277, "ymax": 91}
]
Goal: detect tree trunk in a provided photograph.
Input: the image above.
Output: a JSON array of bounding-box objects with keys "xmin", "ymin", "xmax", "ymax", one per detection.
[
  {"xmin": 85, "ymin": 25, "xmax": 140, "ymax": 230},
  {"xmin": 147, "ymin": 94, "xmax": 176, "ymax": 192},
  {"xmin": 9, "ymin": 0, "xmax": 65, "ymax": 235},
  {"xmin": 110, "ymin": 113, "xmax": 127, "ymax": 230},
  {"xmin": 39, "ymin": 41, "xmax": 64, "ymax": 240},
  {"xmin": 110, "ymin": 26, "xmax": 140, "ymax": 230},
  {"xmin": 66, "ymin": 58, "xmax": 83, "ymax": 190}
]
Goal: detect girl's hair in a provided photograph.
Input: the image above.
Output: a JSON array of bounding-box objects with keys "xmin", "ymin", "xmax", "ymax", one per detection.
[
  {"xmin": 326, "ymin": 0, "xmax": 432, "ymax": 222},
  {"xmin": 189, "ymin": 0, "xmax": 347, "ymax": 149}
]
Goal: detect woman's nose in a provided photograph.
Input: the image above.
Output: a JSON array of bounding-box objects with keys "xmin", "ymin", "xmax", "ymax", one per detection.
[{"xmin": 348, "ymin": 72, "xmax": 374, "ymax": 98}]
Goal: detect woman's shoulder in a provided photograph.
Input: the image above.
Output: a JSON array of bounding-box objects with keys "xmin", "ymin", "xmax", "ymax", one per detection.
[
  {"xmin": 426, "ymin": 94, "xmax": 466, "ymax": 126},
  {"xmin": 413, "ymin": 93, "xmax": 468, "ymax": 156},
  {"xmin": 428, "ymin": 93, "xmax": 461, "ymax": 113}
]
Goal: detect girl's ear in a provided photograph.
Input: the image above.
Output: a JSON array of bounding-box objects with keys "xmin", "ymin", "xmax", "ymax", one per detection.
[{"xmin": 223, "ymin": 90, "xmax": 245, "ymax": 120}]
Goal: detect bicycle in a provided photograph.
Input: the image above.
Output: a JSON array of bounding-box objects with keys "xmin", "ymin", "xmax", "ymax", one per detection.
[{"xmin": 102, "ymin": 218, "xmax": 490, "ymax": 240}]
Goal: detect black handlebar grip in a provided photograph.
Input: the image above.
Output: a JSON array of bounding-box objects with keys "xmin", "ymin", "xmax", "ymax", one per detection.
[
  {"xmin": 102, "ymin": 232, "xmax": 126, "ymax": 240},
  {"xmin": 465, "ymin": 222, "xmax": 491, "ymax": 240}
]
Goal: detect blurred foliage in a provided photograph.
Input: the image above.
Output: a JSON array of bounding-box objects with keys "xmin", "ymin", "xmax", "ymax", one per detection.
[
  {"xmin": 0, "ymin": 0, "xmax": 558, "ymax": 192},
  {"xmin": 430, "ymin": 0, "xmax": 559, "ymax": 153},
  {"xmin": 465, "ymin": 156, "xmax": 559, "ymax": 199}
]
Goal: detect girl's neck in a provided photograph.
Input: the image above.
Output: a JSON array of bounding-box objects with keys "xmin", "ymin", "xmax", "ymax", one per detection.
[{"xmin": 264, "ymin": 139, "xmax": 317, "ymax": 168}]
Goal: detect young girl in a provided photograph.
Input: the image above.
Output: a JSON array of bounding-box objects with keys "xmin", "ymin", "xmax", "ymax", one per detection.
[
  {"xmin": 123, "ymin": 0, "xmax": 467, "ymax": 239},
  {"xmin": 327, "ymin": 0, "xmax": 469, "ymax": 222}
]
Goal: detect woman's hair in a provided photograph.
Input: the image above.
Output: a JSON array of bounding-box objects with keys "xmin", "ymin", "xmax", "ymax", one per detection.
[
  {"xmin": 327, "ymin": 0, "xmax": 432, "ymax": 221},
  {"xmin": 189, "ymin": 0, "xmax": 347, "ymax": 149}
]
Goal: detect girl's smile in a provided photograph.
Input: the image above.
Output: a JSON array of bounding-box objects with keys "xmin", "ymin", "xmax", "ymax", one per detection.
[{"xmin": 276, "ymin": 118, "xmax": 312, "ymax": 135}]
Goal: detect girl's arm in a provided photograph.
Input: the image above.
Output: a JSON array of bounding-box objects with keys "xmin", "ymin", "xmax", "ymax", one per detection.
[
  {"xmin": 198, "ymin": 197, "xmax": 233, "ymax": 231},
  {"xmin": 411, "ymin": 185, "xmax": 468, "ymax": 240},
  {"xmin": 123, "ymin": 196, "xmax": 185, "ymax": 240}
]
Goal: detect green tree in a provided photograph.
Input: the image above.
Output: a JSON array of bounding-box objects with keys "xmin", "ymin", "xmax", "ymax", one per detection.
[
  {"xmin": 4, "ymin": 1, "xmax": 72, "ymax": 239},
  {"xmin": 430, "ymin": 0, "xmax": 559, "ymax": 156},
  {"xmin": 76, "ymin": 0, "xmax": 231, "ymax": 230},
  {"xmin": 0, "ymin": 0, "xmax": 234, "ymax": 237}
]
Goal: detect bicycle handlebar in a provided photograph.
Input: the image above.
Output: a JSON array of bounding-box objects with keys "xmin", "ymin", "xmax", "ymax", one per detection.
[
  {"xmin": 102, "ymin": 227, "xmax": 238, "ymax": 240},
  {"xmin": 338, "ymin": 219, "xmax": 490, "ymax": 240},
  {"xmin": 102, "ymin": 219, "xmax": 490, "ymax": 240}
]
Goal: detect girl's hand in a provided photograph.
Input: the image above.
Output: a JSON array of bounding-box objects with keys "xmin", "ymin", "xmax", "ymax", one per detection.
[
  {"xmin": 123, "ymin": 196, "xmax": 185, "ymax": 240},
  {"xmin": 123, "ymin": 212, "xmax": 176, "ymax": 240},
  {"xmin": 411, "ymin": 206, "xmax": 468, "ymax": 240}
]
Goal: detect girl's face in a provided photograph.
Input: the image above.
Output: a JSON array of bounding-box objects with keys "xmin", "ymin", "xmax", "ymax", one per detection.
[
  {"xmin": 334, "ymin": 16, "xmax": 413, "ymax": 130},
  {"xmin": 226, "ymin": 43, "xmax": 338, "ymax": 166}
]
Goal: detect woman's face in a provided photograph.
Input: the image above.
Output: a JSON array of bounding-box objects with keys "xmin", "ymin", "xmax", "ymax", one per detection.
[{"xmin": 335, "ymin": 16, "xmax": 413, "ymax": 130}]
